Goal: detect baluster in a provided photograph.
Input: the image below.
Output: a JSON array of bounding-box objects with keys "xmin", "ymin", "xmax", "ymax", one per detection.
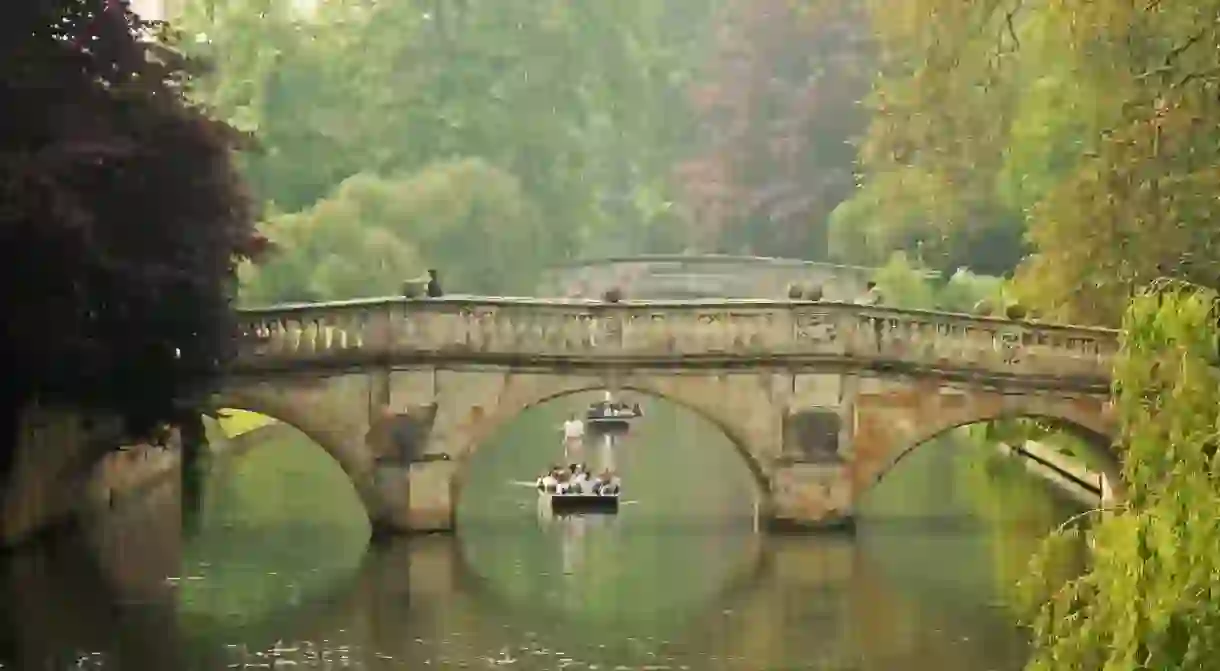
[
  {"xmin": 462, "ymin": 309, "xmax": 479, "ymax": 350},
  {"xmin": 399, "ymin": 308, "xmax": 417, "ymax": 350},
  {"xmin": 330, "ymin": 314, "xmax": 345, "ymax": 351},
  {"xmin": 507, "ymin": 310, "xmax": 522, "ymax": 352},
  {"xmin": 273, "ymin": 319, "xmax": 289, "ymax": 355},
  {"xmin": 294, "ymin": 318, "xmax": 308, "ymax": 355},
  {"xmin": 472, "ymin": 309, "xmax": 488, "ymax": 351},
  {"xmin": 271, "ymin": 318, "xmax": 284, "ymax": 354},
  {"xmin": 502, "ymin": 311, "xmax": 518, "ymax": 352},
  {"xmin": 325, "ymin": 315, "xmax": 340, "ymax": 351},
  {"xmin": 315, "ymin": 317, "xmax": 329, "ymax": 352},
  {"xmin": 344, "ymin": 312, "xmax": 359, "ymax": 350},
  {"xmin": 915, "ymin": 320, "xmax": 936, "ymax": 361},
  {"xmin": 423, "ymin": 308, "xmax": 442, "ymax": 351},
  {"xmin": 304, "ymin": 318, "xmax": 321, "ymax": 355}
]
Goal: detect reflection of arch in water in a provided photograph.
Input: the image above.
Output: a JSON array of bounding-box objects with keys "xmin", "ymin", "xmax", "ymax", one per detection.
[
  {"xmin": 450, "ymin": 381, "xmax": 772, "ymax": 516},
  {"xmin": 451, "ymin": 519, "xmax": 766, "ymax": 632}
]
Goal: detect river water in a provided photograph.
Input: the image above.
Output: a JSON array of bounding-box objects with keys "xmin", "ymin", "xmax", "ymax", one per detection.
[{"xmin": 0, "ymin": 399, "xmax": 1084, "ymax": 670}]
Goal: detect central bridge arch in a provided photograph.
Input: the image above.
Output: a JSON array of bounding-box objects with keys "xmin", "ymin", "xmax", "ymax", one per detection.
[
  {"xmin": 448, "ymin": 373, "xmax": 776, "ymax": 494},
  {"xmin": 396, "ymin": 368, "xmax": 788, "ymax": 531}
]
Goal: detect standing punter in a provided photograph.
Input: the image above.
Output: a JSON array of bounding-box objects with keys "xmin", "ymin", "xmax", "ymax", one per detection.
[{"xmin": 561, "ymin": 413, "xmax": 585, "ymax": 464}]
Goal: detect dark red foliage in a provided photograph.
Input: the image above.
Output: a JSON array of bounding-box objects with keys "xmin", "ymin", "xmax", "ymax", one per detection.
[
  {"xmin": 0, "ymin": 0, "xmax": 258, "ymax": 468},
  {"xmin": 677, "ymin": 0, "xmax": 874, "ymax": 259}
]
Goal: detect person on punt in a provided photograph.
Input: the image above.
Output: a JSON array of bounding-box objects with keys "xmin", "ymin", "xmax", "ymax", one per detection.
[
  {"xmin": 554, "ymin": 469, "xmax": 574, "ymax": 494},
  {"xmin": 561, "ymin": 414, "xmax": 585, "ymax": 463},
  {"xmin": 571, "ymin": 466, "xmax": 592, "ymax": 494},
  {"xmin": 536, "ymin": 465, "xmax": 561, "ymax": 493},
  {"xmin": 598, "ymin": 470, "xmax": 621, "ymax": 495}
]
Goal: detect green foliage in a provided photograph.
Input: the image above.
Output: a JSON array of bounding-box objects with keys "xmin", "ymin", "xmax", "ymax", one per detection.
[
  {"xmin": 0, "ymin": 0, "xmax": 259, "ymax": 465},
  {"xmin": 677, "ymin": 0, "xmax": 874, "ymax": 258},
  {"xmin": 850, "ymin": 2, "xmax": 1220, "ymax": 325},
  {"xmin": 1022, "ymin": 280, "xmax": 1220, "ymax": 670},
  {"xmin": 177, "ymin": 0, "xmax": 720, "ymax": 294},
  {"xmin": 870, "ymin": 252, "xmax": 1006, "ymax": 312},
  {"xmin": 241, "ymin": 160, "xmax": 545, "ymax": 303},
  {"xmin": 939, "ymin": 268, "xmax": 1007, "ymax": 314},
  {"xmin": 873, "ymin": 252, "xmax": 938, "ymax": 309}
]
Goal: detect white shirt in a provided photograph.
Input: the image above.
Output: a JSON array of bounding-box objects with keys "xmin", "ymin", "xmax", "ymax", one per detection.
[
  {"xmin": 572, "ymin": 473, "xmax": 590, "ymax": 493},
  {"xmin": 562, "ymin": 419, "xmax": 585, "ymax": 439}
]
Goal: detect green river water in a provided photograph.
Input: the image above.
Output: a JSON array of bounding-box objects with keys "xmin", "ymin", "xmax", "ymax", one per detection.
[{"xmin": 0, "ymin": 395, "xmax": 1084, "ymax": 670}]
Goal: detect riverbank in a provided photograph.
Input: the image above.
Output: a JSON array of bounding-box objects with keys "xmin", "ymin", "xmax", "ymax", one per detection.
[{"xmin": 995, "ymin": 441, "xmax": 1108, "ymax": 507}]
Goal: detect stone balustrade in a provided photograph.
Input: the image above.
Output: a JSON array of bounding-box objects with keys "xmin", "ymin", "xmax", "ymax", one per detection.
[
  {"xmin": 536, "ymin": 254, "xmax": 888, "ymax": 300},
  {"xmin": 233, "ymin": 297, "xmax": 1117, "ymax": 382}
]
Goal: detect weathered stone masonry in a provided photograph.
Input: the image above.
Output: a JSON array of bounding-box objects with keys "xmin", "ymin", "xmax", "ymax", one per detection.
[{"xmin": 216, "ymin": 297, "xmax": 1120, "ymax": 535}]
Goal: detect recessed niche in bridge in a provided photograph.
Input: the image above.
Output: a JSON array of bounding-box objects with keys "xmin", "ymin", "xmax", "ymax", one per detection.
[
  {"xmin": 369, "ymin": 409, "xmax": 436, "ymax": 465},
  {"xmin": 784, "ymin": 409, "xmax": 842, "ymax": 463}
]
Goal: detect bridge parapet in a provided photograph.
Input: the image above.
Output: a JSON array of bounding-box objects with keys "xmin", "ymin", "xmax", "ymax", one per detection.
[{"xmin": 233, "ymin": 297, "xmax": 1117, "ymax": 383}]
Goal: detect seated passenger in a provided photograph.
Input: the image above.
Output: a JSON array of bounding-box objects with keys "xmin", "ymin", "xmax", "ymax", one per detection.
[
  {"xmin": 598, "ymin": 470, "xmax": 621, "ymax": 495},
  {"xmin": 555, "ymin": 471, "xmax": 573, "ymax": 494},
  {"xmin": 571, "ymin": 469, "xmax": 590, "ymax": 493},
  {"xmin": 537, "ymin": 471, "xmax": 558, "ymax": 493}
]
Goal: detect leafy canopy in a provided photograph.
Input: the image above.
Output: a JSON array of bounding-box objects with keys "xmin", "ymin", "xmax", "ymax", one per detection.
[
  {"xmin": 838, "ymin": 1, "xmax": 1220, "ymax": 322},
  {"xmin": 0, "ymin": 0, "xmax": 259, "ymax": 461},
  {"xmin": 1022, "ymin": 280, "xmax": 1220, "ymax": 670}
]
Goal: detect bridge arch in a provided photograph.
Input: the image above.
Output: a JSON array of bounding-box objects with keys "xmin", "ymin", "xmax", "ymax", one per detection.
[
  {"xmin": 852, "ymin": 388, "xmax": 1122, "ymax": 501},
  {"xmin": 447, "ymin": 372, "xmax": 776, "ymax": 508},
  {"xmin": 211, "ymin": 381, "xmax": 381, "ymax": 525}
]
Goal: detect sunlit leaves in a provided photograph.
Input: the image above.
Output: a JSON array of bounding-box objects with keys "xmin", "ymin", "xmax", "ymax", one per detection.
[
  {"xmin": 851, "ymin": 0, "xmax": 1220, "ymax": 325},
  {"xmin": 1023, "ymin": 281, "xmax": 1220, "ymax": 670}
]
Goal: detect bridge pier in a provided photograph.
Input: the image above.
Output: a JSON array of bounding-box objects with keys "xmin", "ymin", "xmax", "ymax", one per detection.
[
  {"xmin": 405, "ymin": 460, "xmax": 458, "ymax": 532},
  {"xmin": 364, "ymin": 469, "xmax": 457, "ymax": 536},
  {"xmin": 769, "ymin": 462, "xmax": 855, "ymax": 531}
]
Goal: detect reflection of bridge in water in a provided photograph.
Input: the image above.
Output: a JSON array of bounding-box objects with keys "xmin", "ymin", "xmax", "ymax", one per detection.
[{"xmin": 1, "ymin": 506, "xmax": 1036, "ymax": 671}]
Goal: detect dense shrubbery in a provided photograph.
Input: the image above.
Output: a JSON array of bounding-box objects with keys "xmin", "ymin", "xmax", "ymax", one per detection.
[
  {"xmin": 1020, "ymin": 281, "xmax": 1220, "ymax": 669},
  {"xmin": 0, "ymin": 1, "xmax": 260, "ymax": 472}
]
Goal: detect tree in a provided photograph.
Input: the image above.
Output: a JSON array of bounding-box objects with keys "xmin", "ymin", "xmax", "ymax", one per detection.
[
  {"xmin": 677, "ymin": 0, "xmax": 875, "ymax": 259},
  {"xmin": 1022, "ymin": 280, "xmax": 1220, "ymax": 669},
  {"xmin": 852, "ymin": 1, "xmax": 1220, "ymax": 325},
  {"xmin": 241, "ymin": 160, "xmax": 546, "ymax": 303},
  {"xmin": 0, "ymin": 0, "xmax": 260, "ymax": 472},
  {"xmin": 178, "ymin": 0, "xmax": 721, "ymax": 266}
]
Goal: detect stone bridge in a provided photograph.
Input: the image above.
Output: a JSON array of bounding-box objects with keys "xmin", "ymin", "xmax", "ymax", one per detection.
[
  {"xmin": 535, "ymin": 254, "xmax": 912, "ymax": 300},
  {"xmin": 222, "ymin": 296, "xmax": 1120, "ymax": 535}
]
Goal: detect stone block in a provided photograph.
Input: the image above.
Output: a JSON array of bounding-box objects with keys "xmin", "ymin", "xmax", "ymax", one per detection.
[
  {"xmin": 792, "ymin": 373, "xmax": 842, "ymax": 408},
  {"xmin": 770, "ymin": 462, "xmax": 853, "ymax": 530},
  {"xmin": 408, "ymin": 461, "xmax": 458, "ymax": 532}
]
